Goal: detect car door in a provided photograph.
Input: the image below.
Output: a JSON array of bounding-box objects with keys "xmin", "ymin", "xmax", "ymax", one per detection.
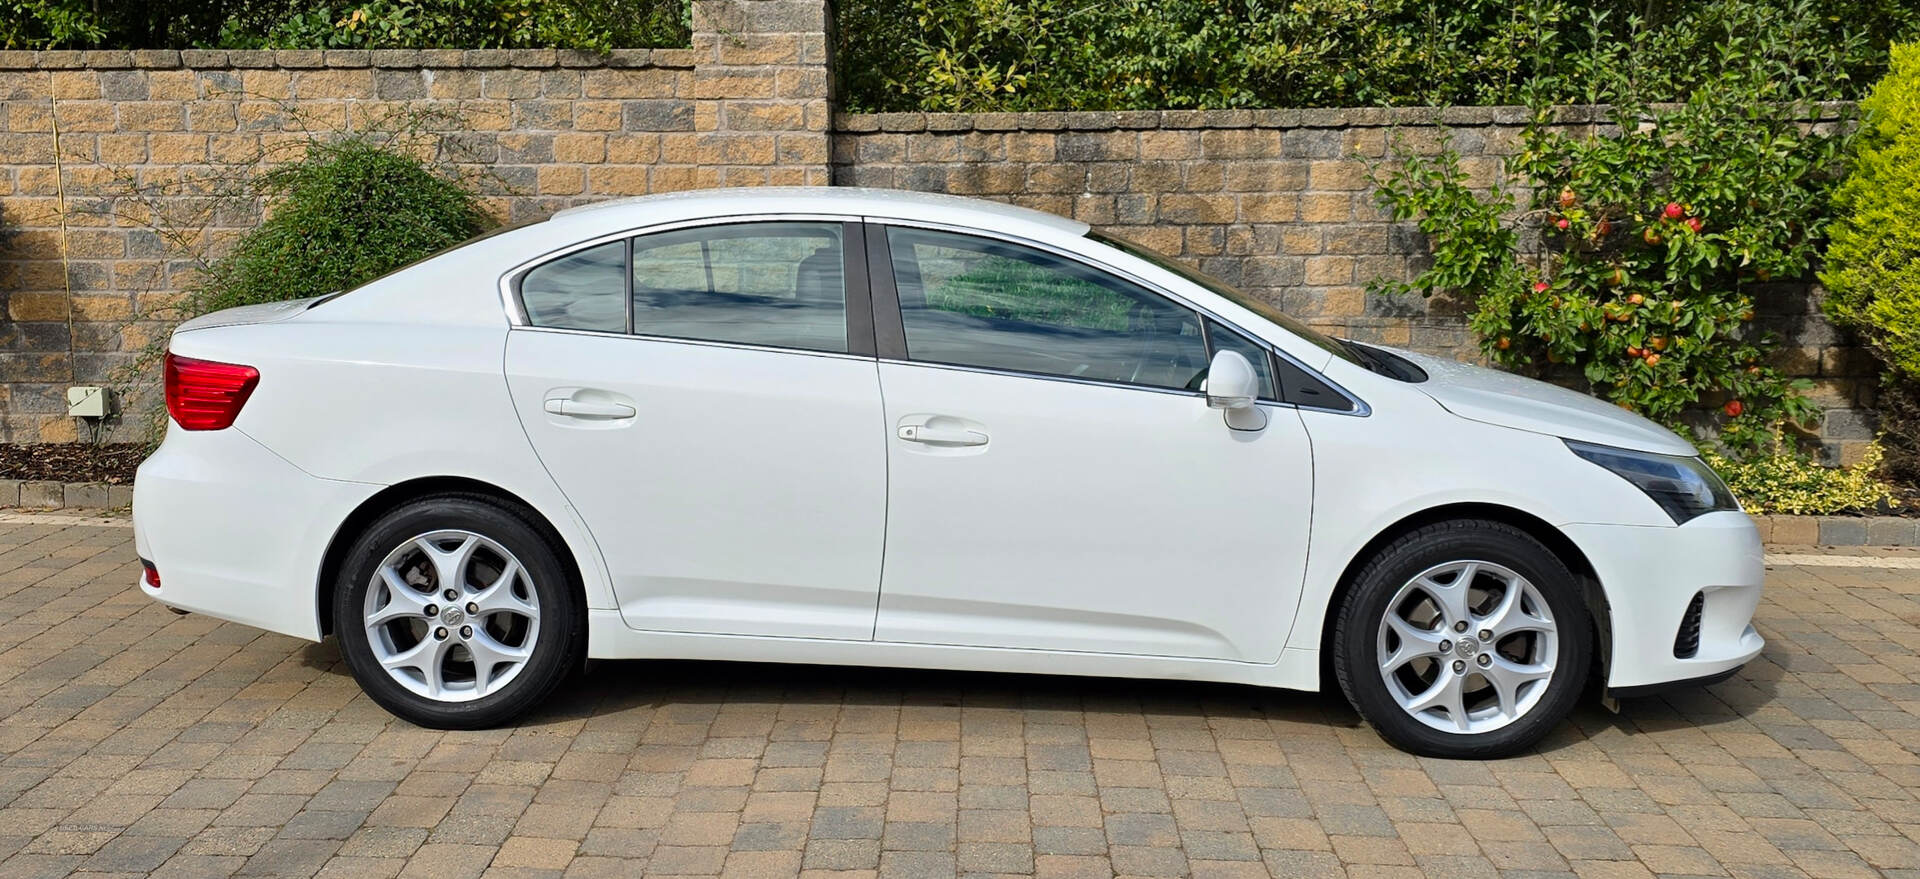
[
  {"xmin": 504, "ymin": 219, "xmax": 887, "ymax": 641},
  {"xmin": 869, "ymin": 224, "xmax": 1315, "ymax": 662}
]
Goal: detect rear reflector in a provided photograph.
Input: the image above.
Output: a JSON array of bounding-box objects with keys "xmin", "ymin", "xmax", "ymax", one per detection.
[
  {"xmin": 140, "ymin": 559, "xmax": 161, "ymax": 590},
  {"xmin": 165, "ymin": 353, "xmax": 259, "ymax": 431}
]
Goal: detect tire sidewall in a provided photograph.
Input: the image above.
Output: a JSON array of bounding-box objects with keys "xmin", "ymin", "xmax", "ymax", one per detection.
[
  {"xmin": 335, "ymin": 496, "xmax": 579, "ymax": 729},
  {"xmin": 1336, "ymin": 524, "xmax": 1592, "ymax": 758}
]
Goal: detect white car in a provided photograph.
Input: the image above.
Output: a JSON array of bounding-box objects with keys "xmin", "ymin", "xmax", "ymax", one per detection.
[{"xmin": 134, "ymin": 187, "xmax": 1763, "ymax": 757}]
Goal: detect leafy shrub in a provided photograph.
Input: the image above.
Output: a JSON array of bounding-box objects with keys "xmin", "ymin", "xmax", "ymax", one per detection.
[
  {"xmin": 187, "ymin": 137, "xmax": 493, "ymax": 316},
  {"xmin": 1, "ymin": 0, "xmax": 687, "ymax": 50},
  {"xmin": 1704, "ymin": 443, "xmax": 1897, "ymax": 514},
  {"xmin": 837, "ymin": 0, "xmax": 1916, "ymax": 112},
  {"xmin": 1370, "ymin": 2, "xmax": 1858, "ymax": 452},
  {"xmin": 1824, "ymin": 43, "xmax": 1920, "ymax": 383}
]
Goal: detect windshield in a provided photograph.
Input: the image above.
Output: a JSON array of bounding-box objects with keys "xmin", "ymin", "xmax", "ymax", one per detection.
[{"xmin": 1089, "ymin": 230, "xmax": 1360, "ymax": 366}]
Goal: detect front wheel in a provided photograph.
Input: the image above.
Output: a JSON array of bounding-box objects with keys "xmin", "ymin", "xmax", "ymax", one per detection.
[
  {"xmin": 335, "ymin": 495, "xmax": 583, "ymax": 729},
  {"xmin": 1333, "ymin": 519, "xmax": 1592, "ymax": 758}
]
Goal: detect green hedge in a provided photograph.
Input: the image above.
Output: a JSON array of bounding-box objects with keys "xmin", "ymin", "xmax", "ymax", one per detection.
[
  {"xmin": 836, "ymin": 0, "xmax": 1917, "ymax": 112},
  {"xmin": 2, "ymin": 0, "xmax": 689, "ymax": 51}
]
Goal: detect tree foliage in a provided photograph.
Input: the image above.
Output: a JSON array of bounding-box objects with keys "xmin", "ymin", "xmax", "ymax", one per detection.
[
  {"xmin": 1, "ymin": 0, "xmax": 687, "ymax": 50},
  {"xmin": 836, "ymin": 0, "xmax": 1917, "ymax": 112}
]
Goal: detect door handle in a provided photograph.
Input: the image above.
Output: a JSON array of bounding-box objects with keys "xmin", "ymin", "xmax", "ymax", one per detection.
[
  {"xmin": 544, "ymin": 398, "xmax": 636, "ymax": 419},
  {"xmin": 898, "ymin": 424, "xmax": 988, "ymax": 446}
]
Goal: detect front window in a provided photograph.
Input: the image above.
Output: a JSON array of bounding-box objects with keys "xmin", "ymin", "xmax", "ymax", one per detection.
[
  {"xmin": 887, "ymin": 227, "xmax": 1209, "ymax": 390},
  {"xmin": 1090, "ymin": 231, "xmax": 1361, "ymax": 367}
]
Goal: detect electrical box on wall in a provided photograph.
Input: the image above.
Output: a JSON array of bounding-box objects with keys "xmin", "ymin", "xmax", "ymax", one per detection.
[{"xmin": 67, "ymin": 386, "xmax": 110, "ymax": 418}]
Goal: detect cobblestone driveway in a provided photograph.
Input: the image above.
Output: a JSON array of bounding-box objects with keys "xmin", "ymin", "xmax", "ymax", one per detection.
[{"xmin": 3, "ymin": 516, "xmax": 1920, "ymax": 878}]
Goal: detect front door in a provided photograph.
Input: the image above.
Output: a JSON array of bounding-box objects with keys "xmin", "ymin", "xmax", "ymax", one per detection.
[
  {"xmin": 505, "ymin": 220, "xmax": 887, "ymax": 641},
  {"xmin": 869, "ymin": 226, "xmax": 1316, "ymax": 662}
]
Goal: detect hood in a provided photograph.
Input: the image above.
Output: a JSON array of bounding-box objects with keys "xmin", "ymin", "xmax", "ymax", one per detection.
[
  {"xmin": 173, "ymin": 296, "xmax": 324, "ymax": 334},
  {"xmin": 1389, "ymin": 349, "xmax": 1697, "ymax": 456}
]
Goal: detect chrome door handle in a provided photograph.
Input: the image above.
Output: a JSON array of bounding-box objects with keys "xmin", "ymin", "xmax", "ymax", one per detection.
[
  {"xmin": 544, "ymin": 398, "xmax": 636, "ymax": 419},
  {"xmin": 898, "ymin": 424, "xmax": 987, "ymax": 446}
]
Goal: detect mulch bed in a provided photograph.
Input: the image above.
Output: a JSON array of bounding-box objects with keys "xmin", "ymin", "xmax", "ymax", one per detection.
[{"xmin": 0, "ymin": 443, "xmax": 148, "ymax": 485}]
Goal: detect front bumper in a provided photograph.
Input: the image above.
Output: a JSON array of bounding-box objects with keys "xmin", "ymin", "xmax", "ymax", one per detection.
[
  {"xmin": 134, "ymin": 425, "xmax": 379, "ymax": 641},
  {"xmin": 1563, "ymin": 511, "xmax": 1765, "ymax": 691}
]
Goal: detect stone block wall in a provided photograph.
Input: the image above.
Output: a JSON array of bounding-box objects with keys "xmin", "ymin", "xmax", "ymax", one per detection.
[
  {"xmin": 831, "ymin": 107, "xmax": 1876, "ymax": 462},
  {"xmin": 0, "ymin": 0, "xmax": 1880, "ymax": 459},
  {"xmin": 0, "ymin": 0, "xmax": 831, "ymax": 442}
]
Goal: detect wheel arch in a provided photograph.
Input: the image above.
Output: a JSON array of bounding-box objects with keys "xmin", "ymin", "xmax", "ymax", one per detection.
[
  {"xmin": 1316, "ymin": 502, "xmax": 1611, "ymax": 687},
  {"xmin": 315, "ymin": 476, "xmax": 587, "ymax": 637}
]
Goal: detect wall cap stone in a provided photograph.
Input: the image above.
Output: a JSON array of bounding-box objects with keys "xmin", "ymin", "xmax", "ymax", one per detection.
[{"xmin": 834, "ymin": 101, "xmax": 1854, "ymax": 134}]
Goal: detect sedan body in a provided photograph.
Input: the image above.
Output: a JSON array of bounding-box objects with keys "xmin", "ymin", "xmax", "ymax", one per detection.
[{"xmin": 134, "ymin": 188, "xmax": 1763, "ymax": 756}]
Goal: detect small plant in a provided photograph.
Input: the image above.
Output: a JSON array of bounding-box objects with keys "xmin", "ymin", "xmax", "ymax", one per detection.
[
  {"xmin": 1370, "ymin": 1, "xmax": 1858, "ymax": 453},
  {"xmin": 1704, "ymin": 443, "xmax": 1898, "ymax": 515},
  {"xmin": 184, "ymin": 138, "xmax": 493, "ymax": 317}
]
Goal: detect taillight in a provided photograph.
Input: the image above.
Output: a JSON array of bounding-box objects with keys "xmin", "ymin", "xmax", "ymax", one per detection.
[
  {"xmin": 140, "ymin": 559, "xmax": 161, "ymax": 590},
  {"xmin": 164, "ymin": 353, "xmax": 259, "ymax": 431}
]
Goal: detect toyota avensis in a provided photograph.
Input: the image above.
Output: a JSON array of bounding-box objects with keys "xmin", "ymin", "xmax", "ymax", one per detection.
[{"xmin": 134, "ymin": 187, "xmax": 1763, "ymax": 758}]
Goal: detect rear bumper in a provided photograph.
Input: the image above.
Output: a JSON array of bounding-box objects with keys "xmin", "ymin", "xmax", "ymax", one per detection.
[
  {"xmin": 1563, "ymin": 511, "xmax": 1765, "ymax": 691},
  {"xmin": 133, "ymin": 425, "xmax": 379, "ymax": 641}
]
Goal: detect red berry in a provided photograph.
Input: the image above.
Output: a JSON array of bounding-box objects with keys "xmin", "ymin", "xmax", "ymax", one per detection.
[
  {"xmin": 1724, "ymin": 399, "xmax": 1744, "ymax": 418},
  {"xmin": 1555, "ymin": 217, "xmax": 1571, "ymax": 231},
  {"xmin": 1663, "ymin": 202, "xmax": 1684, "ymax": 220},
  {"xmin": 1532, "ymin": 281, "xmax": 1550, "ymax": 293},
  {"xmin": 1643, "ymin": 227, "xmax": 1661, "ymax": 245},
  {"xmin": 1685, "ymin": 216, "xmax": 1703, "ymax": 233},
  {"xmin": 1558, "ymin": 188, "xmax": 1577, "ymax": 208}
]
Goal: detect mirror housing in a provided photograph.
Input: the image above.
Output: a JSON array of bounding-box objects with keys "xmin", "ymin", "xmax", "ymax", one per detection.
[{"xmin": 1204, "ymin": 350, "xmax": 1259, "ymax": 410}]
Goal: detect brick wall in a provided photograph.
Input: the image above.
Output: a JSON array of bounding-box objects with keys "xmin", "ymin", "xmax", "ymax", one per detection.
[
  {"xmin": 0, "ymin": 0, "xmax": 831, "ymax": 443},
  {"xmin": 0, "ymin": 4, "xmax": 1880, "ymax": 458},
  {"xmin": 832, "ymin": 108, "xmax": 1876, "ymax": 463}
]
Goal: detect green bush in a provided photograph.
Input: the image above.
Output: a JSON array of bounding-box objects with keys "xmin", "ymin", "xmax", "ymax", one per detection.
[
  {"xmin": 1369, "ymin": 3, "xmax": 1855, "ymax": 452},
  {"xmin": 1703, "ymin": 444, "xmax": 1897, "ymax": 515},
  {"xmin": 1824, "ymin": 43, "xmax": 1920, "ymax": 383},
  {"xmin": 1, "ymin": 0, "xmax": 687, "ymax": 50},
  {"xmin": 188, "ymin": 137, "xmax": 493, "ymax": 316},
  {"xmin": 836, "ymin": 0, "xmax": 1916, "ymax": 112}
]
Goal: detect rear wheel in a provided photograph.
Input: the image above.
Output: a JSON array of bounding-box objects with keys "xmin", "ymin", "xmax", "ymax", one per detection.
[
  {"xmin": 1333, "ymin": 519, "xmax": 1592, "ymax": 758},
  {"xmin": 335, "ymin": 495, "xmax": 582, "ymax": 729}
]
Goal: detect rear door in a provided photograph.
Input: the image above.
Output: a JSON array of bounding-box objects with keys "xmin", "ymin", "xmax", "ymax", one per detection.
[{"xmin": 504, "ymin": 219, "xmax": 888, "ymax": 640}]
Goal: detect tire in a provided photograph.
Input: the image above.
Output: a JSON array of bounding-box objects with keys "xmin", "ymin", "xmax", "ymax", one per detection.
[
  {"xmin": 1332, "ymin": 519, "xmax": 1592, "ymax": 758},
  {"xmin": 334, "ymin": 494, "xmax": 583, "ymax": 729}
]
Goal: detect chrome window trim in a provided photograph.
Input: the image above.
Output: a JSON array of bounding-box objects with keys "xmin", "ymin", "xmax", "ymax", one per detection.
[
  {"xmin": 508, "ymin": 324, "xmax": 878, "ymax": 364},
  {"xmin": 878, "ymin": 356, "xmax": 1296, "ymax": 407},
  {"xmin": 867, "ymin": 216, "xmax": 1371, "ymax": 417}
]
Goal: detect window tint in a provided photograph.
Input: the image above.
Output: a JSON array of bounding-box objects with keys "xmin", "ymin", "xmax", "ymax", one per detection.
[
  {"xmin": 1204, "ymin": 321, "xmax": 1278, "ymax": 400},
  {"xmin": 630, "ymin": 222, "xmax": 848, "ymax": 353},
  {"xmin": 520, "ymin": 240, "xmax": 626, "ymax": 332},
  {"xmin": 887, "ymin": 227, "xmax": 1207, "ymax": 390}
]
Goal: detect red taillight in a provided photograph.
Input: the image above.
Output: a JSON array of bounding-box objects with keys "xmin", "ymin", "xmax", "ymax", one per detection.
[
  {"xmin": 141, "ymin": 559, "xmax": 161, "ymax": 590},
  {"xmin": 164, "ymin": 353, "xmax": 259, "ymax": 431}
]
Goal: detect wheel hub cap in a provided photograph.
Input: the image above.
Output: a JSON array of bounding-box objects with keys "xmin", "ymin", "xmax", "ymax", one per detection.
[
  {"xmin": 1376, "ymin": 560, "xmax": 1558, "ymax": 734},
  {"xmin": 362, "ymin": 529, "xmax": 541, "ymax": 703}
]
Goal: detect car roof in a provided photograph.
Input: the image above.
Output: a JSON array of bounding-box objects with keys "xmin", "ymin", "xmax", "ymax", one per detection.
[{"xmin": 547, "ymin": 187, "xmax": 1090, "ymax": 239}]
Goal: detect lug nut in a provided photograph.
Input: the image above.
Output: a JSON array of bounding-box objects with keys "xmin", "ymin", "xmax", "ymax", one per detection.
[
  {"xmin": 1439, "ymin": 640, "xmax": 1452, "ymax": 653},
  {"xmin": 424, "ymin": 604, "xmax": 438, "ymax": 616},
  {"xmin": 443, "ymin": 589, "xmax": 458, "ymax": 601},
  {"xmin": 460, "ymin": 626, "xmax": 473, "ymax": 639},
  {"xmin": 1452, "ymin": 660, "xmax": 1466, "ymax": 673},
  {"xmin": 1478, "ymin": 629, "xmax": 1492, "ymax": 641},
  {"xmin": 1454, "ymin": 621, "xmax": 1468, "ymax": 632},
  {"xmin": 1477, "ymin": 654, "xmax": 1492, "ymax": 667},
  {"xmin": 434, "ymin": 627, "xmax": 448, "ymax": 640},
  {"xmin": 466, "ymin": 603, "xmax": 478, "ymax": 614}
]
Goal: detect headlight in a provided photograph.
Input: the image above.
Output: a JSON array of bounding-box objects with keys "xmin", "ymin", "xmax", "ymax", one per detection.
[{"xmin": 1564, "ymin": 439, "xmax": 1739, "ymax": 524}]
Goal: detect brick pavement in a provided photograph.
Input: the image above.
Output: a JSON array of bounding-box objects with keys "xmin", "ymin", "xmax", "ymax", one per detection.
[{"xmin": 2, "ymin": 515, "xmax": 1919, "ymax": 878}]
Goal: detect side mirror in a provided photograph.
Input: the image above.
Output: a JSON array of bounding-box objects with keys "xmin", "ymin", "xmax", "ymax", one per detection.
[{"xmin": 1204, "ymin": 350, "xmax": 1259, "ymax": 410}]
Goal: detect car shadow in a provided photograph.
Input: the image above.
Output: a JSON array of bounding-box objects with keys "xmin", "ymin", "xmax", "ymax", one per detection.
[{"xmin": 294, "ymin": 638, "xmax": 1781, "ymax": 756}]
